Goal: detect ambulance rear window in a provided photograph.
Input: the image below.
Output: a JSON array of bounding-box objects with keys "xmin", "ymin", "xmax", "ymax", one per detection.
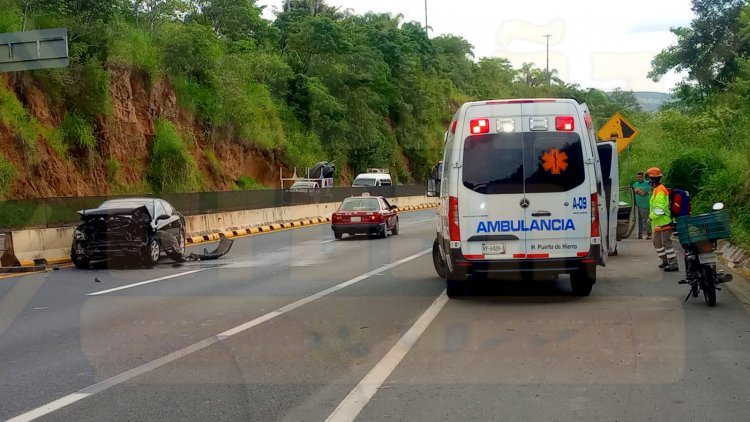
[
  {"xmin": 462, "ymin": 133, "xmax": 524, "ymax": 194},
  {"xmin": 462, "ymin": 132, "xmax": 585, "ymax": 194},
  {"xmin": 524, "ymin": 132, "xmax": 585, "ymax": 193}
]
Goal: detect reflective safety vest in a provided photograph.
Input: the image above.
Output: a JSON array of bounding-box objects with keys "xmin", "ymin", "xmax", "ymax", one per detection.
[{"xmin": 649, "ymin": 184, "xmax": 672, "ymax": 231}]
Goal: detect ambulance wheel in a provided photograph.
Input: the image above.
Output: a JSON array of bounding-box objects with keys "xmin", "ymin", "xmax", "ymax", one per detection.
[
  {"xmin": 570, "ymin": 265, "xmax": 595, "ymax": 296},
  {"xmin": 432, "ymin": 239, "xmax": 447, "ymax": 279}
]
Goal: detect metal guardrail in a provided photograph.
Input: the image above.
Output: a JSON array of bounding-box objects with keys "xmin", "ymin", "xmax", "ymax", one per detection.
[{"xmin": 0, "ymin": 185, "xmax": 426, "ymax": 230}]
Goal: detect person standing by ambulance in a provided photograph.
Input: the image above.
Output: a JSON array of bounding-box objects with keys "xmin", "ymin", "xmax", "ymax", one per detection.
[
  {"xmin": 647, "ymin": 167, "xmax": 678, "ymax": 272},
  {"xmin": 633, "ymin": 172, "xmax": 652, "ymax": 239}
]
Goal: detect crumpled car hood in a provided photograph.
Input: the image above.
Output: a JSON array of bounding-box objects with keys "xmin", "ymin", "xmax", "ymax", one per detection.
[{"xmin": 76, "ymin": 205, "xmax": 152, "ymax": 243}]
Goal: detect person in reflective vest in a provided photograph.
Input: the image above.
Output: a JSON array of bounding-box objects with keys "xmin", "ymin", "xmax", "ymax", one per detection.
[{"xmin": 647, "ymin": 167, "xmax": 678, "ymax": 272}]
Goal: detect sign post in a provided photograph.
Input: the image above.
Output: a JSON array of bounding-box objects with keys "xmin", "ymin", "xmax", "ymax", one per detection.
[{"xmin": 597, "ymin": 112, "xmax": 639, "ymax": 154}]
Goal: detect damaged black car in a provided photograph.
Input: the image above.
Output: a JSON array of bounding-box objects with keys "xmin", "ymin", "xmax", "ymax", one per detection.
[{"xmin": 71, "ymin": 198, "xmax": 186, "ymax": 269}]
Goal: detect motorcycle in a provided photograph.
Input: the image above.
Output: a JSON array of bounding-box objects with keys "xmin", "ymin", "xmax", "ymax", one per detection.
[{"xmin": 676, "ymin": 203, "xmax": 733, "ymax": 307}]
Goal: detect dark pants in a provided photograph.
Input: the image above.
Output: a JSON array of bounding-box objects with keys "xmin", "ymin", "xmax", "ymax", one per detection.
[{"xmin": 637, "ymin": 207, "xmax": 652, "ymax": 237}]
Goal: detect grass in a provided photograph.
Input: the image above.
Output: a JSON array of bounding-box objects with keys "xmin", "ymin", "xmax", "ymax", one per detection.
[
  {"xmin": 235, "ymin": 176, "xmax": 266, "ymax": 190},
  {"xmin": 620, "ymin": 112, "xmax": 750, "ymax": 251},
  {"xmin": 147, "ymin": 119, "xmax": 200, "ymax": 193},
  {"xmin": 172, "ymin": 75, "xmax": 221, "ymax": 125},
  {"xmin": 107, "ymin": 23, "xmax": 162, "ymax": 86},
  {"xmin": 61, "ymin": 112, "xmax": 97, "ymax": 151},
  {"xmin": 172, "ymin": 65, "xmax": 286, "ymax": 150},
  {"xmin": 0, "ymin": 83, "xmax": 39, "ymax": 161},
  {"xmin": 65, "ymin": 60, "xmax": 112, "ymax": 120},
  {"xmin": 204, "ymin": 150, "xmax": 222, "ymax": 178},
  {"xmin": 106, "ymin": 158, "xmax": 121, "ymax": 184},
  {"xmin": 39, "ymin": 125, "xmax": 66, "ymax": 158},
  {"xmin": 0, "ymin": 153, "xmax": 16, "ymax": 200}
]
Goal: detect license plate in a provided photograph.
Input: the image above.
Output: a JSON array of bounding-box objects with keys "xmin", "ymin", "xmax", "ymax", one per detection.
[
  {"xmin": 482, "ymin": 242, "xmax": 506, "ymax": 255},
  {"xmin": 699, "ymin": 252, "xmax": 717, "ymax": 264},
  {"xmin": 350, "ymin": 217, "xmax": 361, "ymax": 222}
]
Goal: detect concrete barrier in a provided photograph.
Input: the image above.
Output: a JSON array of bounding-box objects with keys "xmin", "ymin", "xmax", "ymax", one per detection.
[
  {"xmin": 1, "ymin": 195, "xmax": 437, "ymax": 268},
  {"xmin": 8, "ymin": 226, "xmax": 75, "ymax": 267},
  {"xmin": 184, "ymin": 195, "xmax": 433, "ymax": 235}
]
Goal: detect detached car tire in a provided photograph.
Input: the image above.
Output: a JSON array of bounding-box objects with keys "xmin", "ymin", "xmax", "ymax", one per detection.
[{"xmin": 141, "ymin": 237, "xmax": 161, "ymax": 269}]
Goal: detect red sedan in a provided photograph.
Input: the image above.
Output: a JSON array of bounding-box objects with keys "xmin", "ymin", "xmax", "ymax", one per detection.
[{"xmin": 331, "ymin": 194, "xmax": 400, "ymax": 239}]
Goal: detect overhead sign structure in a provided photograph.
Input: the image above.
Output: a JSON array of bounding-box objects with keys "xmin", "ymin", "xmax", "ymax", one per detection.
[
  {"xmin": 0, "ymin": 28, "xmax": 69, "ymax": 73},
  {"xmin": 597, "ymin": 112, "xmax": 639, "ymax": 154}
]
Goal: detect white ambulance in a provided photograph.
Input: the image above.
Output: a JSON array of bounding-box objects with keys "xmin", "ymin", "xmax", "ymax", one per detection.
[{"xmin": 428, "ymin": 98, "xmax": 617, "ymax": 297}]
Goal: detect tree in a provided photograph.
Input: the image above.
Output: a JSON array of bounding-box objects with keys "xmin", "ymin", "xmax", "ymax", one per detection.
[
  {"xmin": 281, "ymin": 0, "xmax": 340, "ymax": 17},
  {"xmin": 200, "ymin": 0, "xmax": 274, "ymax": 46},
  {"xmin": 516, "ymin": 62, "xmax": 547, "ymax": 87},
  {"xmin": 468, "ymin": 58, "xmax": 515, "ymax": 100},
  {"xmin": 132, "ymin": 0, "xmax": 193, "ymax": 33},
  {"xmin": 649, "ymin": 0, "xmax": 750, "ymax": 94},
  {"xmin": 431, "ymin": 35, "xmax": 474, "ymax": 90}
]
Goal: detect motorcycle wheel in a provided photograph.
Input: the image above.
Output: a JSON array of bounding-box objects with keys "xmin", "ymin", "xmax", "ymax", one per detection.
[{"xmin": 701, "ymin": 265, "xmax": 717, "ymax": 307}]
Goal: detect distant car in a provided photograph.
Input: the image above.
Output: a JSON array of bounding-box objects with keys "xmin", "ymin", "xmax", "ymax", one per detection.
[
  {"xmin": 71, "ymin": 198, "xmax": 186, "ymax": 269},
  {"xmin": 331, "ymin": 194, "xmax": 399, "ymax": 239},
  {"xmin": 352, "ymin": 169, "xmax": 392, "ymax": 187},
  {"xmin": 287, "ymin": 180, "xmax": 321, "ymax": 192}
]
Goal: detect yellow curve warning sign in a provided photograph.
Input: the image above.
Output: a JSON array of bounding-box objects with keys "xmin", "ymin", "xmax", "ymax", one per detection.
[{"xmin": 597, "ymin": 112, "xmax": 640, "ymax": 153}]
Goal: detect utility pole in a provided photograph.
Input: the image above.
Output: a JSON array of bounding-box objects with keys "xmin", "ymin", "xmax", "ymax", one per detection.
[{"xmin": 543, "ymin": 34, "xmax": 552, "ymax": 86}]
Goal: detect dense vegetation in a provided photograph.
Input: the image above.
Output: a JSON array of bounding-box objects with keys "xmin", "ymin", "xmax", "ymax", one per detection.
[
  {"xmin": 0, "ymin": 0, "xmax": 640, "ymax": 198},
  {"xmin": 620, "ymin": 0, "xmax": 750, "ymax": 249}
]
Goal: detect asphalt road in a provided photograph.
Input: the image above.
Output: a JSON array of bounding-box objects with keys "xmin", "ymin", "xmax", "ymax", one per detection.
[{"xmin": 1, "ymin": 209, "xmax": 750, "ymax": 421}]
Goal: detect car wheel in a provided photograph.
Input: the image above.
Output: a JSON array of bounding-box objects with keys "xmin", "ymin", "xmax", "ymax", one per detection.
[
  {"xmin": 167, "ymin": 230, "xmax": 186, "ymax": 262},
  {"xmin": 334, "ymin": 232, "xmax": 343, "ymax": 240},
  {"xmin": 71, "ymin": 247, "xmax": 90, "ymax": 269},
  {"xmin": 141, "ymin": 237, "xmax": 160, "ymax": 269},
  {"xmin": 391, "ymin": 218, "xmax": 399, "ymax": 235}
]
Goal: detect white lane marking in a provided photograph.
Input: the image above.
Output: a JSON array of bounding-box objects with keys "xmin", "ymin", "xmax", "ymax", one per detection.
[
  {"xmin": 325, "ymin": 291, "xmax": 449, "ymax": 422},
  {"xmin": 9, "ymin": 248, "xmax": 431, "ymax": 421},
  {"xmin": 86, "ymin": 269, "xmax": 208, "ymax": 296},
  {"xmin": 403, "ymin": 218, "xmax": 435, "ymax": 227},
  {"xmin": 7, "ymin": 393, "xmax": 91, "ymax": 422},
  {"xmin": 320, "ymin": 239, "xmax": 337, "ymax": 244}
]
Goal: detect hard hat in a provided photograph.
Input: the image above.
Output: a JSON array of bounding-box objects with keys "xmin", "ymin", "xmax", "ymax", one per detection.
[{"xmin": 646, "ymin": 167, "xmax": 663, "ymax": 178}]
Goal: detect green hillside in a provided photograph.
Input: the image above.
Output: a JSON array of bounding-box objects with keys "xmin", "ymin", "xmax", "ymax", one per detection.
[{"xmin": 0, "ymin": 0, "xmax": 645, "ymax": 198}]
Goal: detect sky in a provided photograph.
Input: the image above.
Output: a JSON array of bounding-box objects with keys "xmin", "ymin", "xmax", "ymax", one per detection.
[{"xmin": 257, "ymin": 0, "xmax": 696, "ymax": 93}]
